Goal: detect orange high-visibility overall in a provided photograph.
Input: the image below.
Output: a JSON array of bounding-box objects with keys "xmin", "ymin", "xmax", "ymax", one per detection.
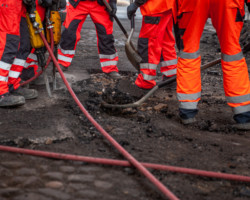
[
  {"xmin": 58, "ymin": 0, "xmax": 119, "ymax": 73},
  {"xmin": 135, "ymin": 0, "xmax": 177, "ymax": 89},
  {"xmin": 177, "ymin": 0, "xmax": 250, "ymax": 123},
  {"xmin": 0, "ymin": 0, "xmax": 23, "ymax": 95}
]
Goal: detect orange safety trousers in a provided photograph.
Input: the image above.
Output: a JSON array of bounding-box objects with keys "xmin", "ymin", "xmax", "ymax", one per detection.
[
  {"xmin": 0, "ymin": 0, "xmax": 23, "ymax": 95},
  {"xmin": 58, "ymin": 0, "xmax": 119, "ymax": 73},
  {"xmin": 135, "ymin": 9, "xmax": 177, "ymax": 89},
  {"xmin": 177, "ymin": 0, "xmax": 250, "ymax": 117},
  {"xmin": 8, "ymin": 0, "xmax": 45, "ymax": 91}
]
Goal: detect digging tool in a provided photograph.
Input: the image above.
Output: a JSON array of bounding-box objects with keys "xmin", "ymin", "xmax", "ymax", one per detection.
[
  {"xmin": 125, "ymin": 0, "xmax": 142, "ymax": 71},
  {"xmin": 102, "ymin": 0, "xmax": 141, "ymax": 71},
  {"xmin": 101, "ymin": 58, "xmax": 221, "ymax": 109}
]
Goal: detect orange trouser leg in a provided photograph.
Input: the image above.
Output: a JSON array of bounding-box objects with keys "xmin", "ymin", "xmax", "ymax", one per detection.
[
  {"xmin": 58, "ymin": 2, "xmax": 87, "ymax": 67},
  {"xmin": 0, "ymin": 0, "xmax": 22, "ymax": 95},
  {"xmin": 90, "ymin": 1, "xmax": 118, "ymax": 73},
  {"xmin": 210, "ymin": 1, "xmax": 250, "ymax": 122},
  {"xmin": 160, "ymin": 12, "xmax": 177, "ymax": 78},
  {"xmin": 136, "ymin": 10, "xmax": 175, "ymax": 89},
  {"xmin": 177, "ymin": 1, "xmax": 209, "ymax": 117}
]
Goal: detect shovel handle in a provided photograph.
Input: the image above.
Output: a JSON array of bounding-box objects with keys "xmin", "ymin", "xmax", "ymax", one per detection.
[
  {"xmin": 102, "ymin": 0, "xmax": 129, "ymax": 38},
  {"xmin": 131, "ymin": 14, "xmax": 135, "ymax": 29}
]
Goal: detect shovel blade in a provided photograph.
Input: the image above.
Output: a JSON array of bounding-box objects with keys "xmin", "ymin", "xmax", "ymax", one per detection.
[{"xmin": 125, "ymin": 41, "xmax": 141, "ymax": 71}]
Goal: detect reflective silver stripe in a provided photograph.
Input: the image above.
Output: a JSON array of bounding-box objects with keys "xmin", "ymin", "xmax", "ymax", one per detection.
[
  {"xmin": 59, "ymin": 46, "xmax": 75, "ymax": 55},
  {"xmin": 140, "ymin": 63, "xmax": 157, "ymax": 70},
  {"xmin": 99, "ymin": 53, "xmax": 118, "ymax": 60},
  {"xmin": 0, "ymin": 61, "xmax": 11, "ymax": 71},
  {"xmin": 28, "ymin": 53, "xmax": 37, "ymax": 60},
  {"xmin": 179, "ymin": 101, "xmax": 198, "ymax": 109},
  {"xmin": 180, "ymin": 50, "xmax": 200, "ymax": 59},
  {"xmin": 177, "ymin": 92, "xmax": 201, "ymax": 101},
  {"xmin": 101, "ymin": 61, "xmax": 117, "ymax": 67},
  {"xmin": 141, "ymin": 73, "xmax": 155, "ymax": 81},
  {"xmin": 0, "ymin": 75, "xmax": 8, "ymax": 82},
  {"xmin": 162, "ymin": 68, "xmax": 177, "ymax": 76},
  {"xmin": 226, "ymin": 94, "xmax": 250, "ymax": 104},
  {"xmin": 13, "ymin": 58, "xmax": 26, "ymax": 66},
  {"xmin": 222, "ymin": 52, "xmax": 243, "ymax": 62},
  {"xmin": 8, "ymin": 71, "xmax": 20, "ymax": 78},
  {"xmin": 233, "ymin": 104, "xmax": 250, "ymax": 115},
  {"xmin": 58, "ymin": 54, "xmax": 72, "ymax": 63},
  {"xmin": 24, "ymin": 61, "xmax": 37, "ymax": 68},
  {"xmin": 160, "ymin": 59, "xmax": 177, "ymax": 67}
]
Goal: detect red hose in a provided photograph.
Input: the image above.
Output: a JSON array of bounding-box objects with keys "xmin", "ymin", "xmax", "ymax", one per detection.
[
  {"xmin": 20, "ymin": 28, "xmax": 54, "ymax": 87},
  {"xmin": 38, "ymin": 32, "xmax": 179, "ymax": 200},
  {"xmin": 0, "ymin": 145, "xmax": 250, "ymax": 183}
]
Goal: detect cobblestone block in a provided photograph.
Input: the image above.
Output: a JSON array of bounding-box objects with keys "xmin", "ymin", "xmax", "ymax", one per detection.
[
  {"xmin": 43, "ymin": 172, "xmax": 64, "ymax": 181},
  {"xmin": 16, "ymin": 168, "xmax": 37, "ymax": 176},
  {"xmin": 67, "ymin": 183, "xmax": 87, "ymax": 191},
  {"xmin": 59, "ymin": 166, "xmax": 75, "ymax": 173},
  {"xmin": 45, "ymin": 181, "xmax": 64, "ymax": 189},
  {"xmin": 68, "ymin": 174, "xmax": 95, "ymax": 182},
  {"xmin": 12, "ymin": 193, "xmax": 53, "ymax": 200},
  {"xmin": 0, "ymin": 188, "xmax": 20, "ymax": 197},
  {"xmin": 94, "ymin": 180, "xmax": 113, "ymax": 190},
  {"xmin": 77, "ymin": 190, "xmax": 99, "ymax": 198},
  {"xmin": 38, "ymin": 188, "xmax": 71, "ymax": 200},
  {"xmin": 1, "ymin": 161, "xmax": 24, "ymax": 169},
  {"xmin": 23, "ymin": 176, "xmax": 44, "ymax": 188},
  {"xmin": 78, "ymin": 166, "xmax": 102, "ymax": 173}
]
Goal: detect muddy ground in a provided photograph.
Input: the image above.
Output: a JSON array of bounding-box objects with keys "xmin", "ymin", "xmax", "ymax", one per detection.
[{"xmin": 1, "ymin": 18, "xmax": 250, "ymax": 200}]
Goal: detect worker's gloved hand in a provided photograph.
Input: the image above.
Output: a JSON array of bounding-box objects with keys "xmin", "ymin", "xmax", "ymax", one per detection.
[
  {"xmin": 97, "ymin": 0, "xmax": 105, "ymax": 6},
  {"xmin": 127, "ymin": 2, "xmax": 138, "ymax": 20},
  {"xmin": 108, "ymin": 0, "xmax": 117, "ymax": 21},
  {"xmin": 59, "ymin": 0, "xmax": 67, "ymax": 9},
  {"xmin": 23, "ymin": 0, "xmax": 34, "ymax": 5},
  {"xmin": 38, "ymin": 0, "xmax": 52, "ymax": 7}
]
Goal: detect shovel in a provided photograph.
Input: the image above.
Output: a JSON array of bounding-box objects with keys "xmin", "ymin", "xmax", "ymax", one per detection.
[
  {"xmin": 125, "ymin": 0, "xmax": 141, "ymax": 71},
  {"xmin": 102, "ymin": 0, "xmax": 141, "ymax": 71}
]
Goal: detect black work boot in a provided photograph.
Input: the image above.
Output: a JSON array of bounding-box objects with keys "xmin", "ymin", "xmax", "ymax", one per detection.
[
  {"xmin": 12, "ymin": 87, "xmax": 38, "ymax": 100},
  {"xmin": 0, "ymin": 93, "xmax": 25, "ymax": 107},
  {"xmin": 107, "ymin": 71, "xmax": 122, "ymax": 79}
]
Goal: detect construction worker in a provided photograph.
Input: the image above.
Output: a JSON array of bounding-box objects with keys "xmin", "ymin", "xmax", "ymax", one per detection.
[
  {"xmin": 58, "ymin": 0, "xmax": 121, "ymax": 79},
  {"xmin": 127, "ymin": 0, "xmax": 177, "ymax": 89},
  {"xmin": 176, "ymin": 0, "xmax": 250, "ymax": 130},
  {"xmin": 0, "ymin": 0, "xmax": 38, "ymax": 107}
]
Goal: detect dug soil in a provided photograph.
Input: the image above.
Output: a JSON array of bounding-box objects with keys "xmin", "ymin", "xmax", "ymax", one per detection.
[{"xmin": 0, "ymin": 19, "xmax": 250, "ymax": 200}]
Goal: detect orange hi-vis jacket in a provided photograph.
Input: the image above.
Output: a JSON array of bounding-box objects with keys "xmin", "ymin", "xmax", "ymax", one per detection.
[{"xmin": 140, "ymin": 0, "xmax": 175, "ymax": 15}]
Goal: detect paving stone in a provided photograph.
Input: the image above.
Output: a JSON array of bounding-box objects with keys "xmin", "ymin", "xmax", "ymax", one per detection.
[
  {"xmin": 12, "ymin": 193, "xmax": 53, "ymax": 200},
  {"xmin": 68, "ymin": 174, "xmax": 95, "ymax": 182},
  {"xmin": 38, "ymin": 188, "xmax": 71, "ymax": 200},
  {"xmin": 78, "ymin": 166, "xmax": 102, "ymax": 173},
  {"xmin": 45, "ymin": 181, "xmax": 64, "ymax": 189},
  {"xmin": 59, "ymin": 166, "xmax": 75, "ymax": 173},
  {"xmin": 77, "ymin": 189, "xmax": 99, "ymax": 198},
  {"xmin": 43, "ymin": 172, "xmax": 64, "ymax": 181},
  {"xmin": 0, "ymin": 188, "xmax": 20, "ymax": 197},
  {"xmin": 39, "ymin": 165, "xmax": 49, "ymax": 172},
  {"xmin": 94, "ymin": 180, "xmax": 113, "ymax": 190},
  {"xmin": 67, "ymin": 183, "xmax": 87, "ymax": 191},
  {"xmin": 16, "ymin": 168, "xmax": 37, "ymax": 176},
  {"xmin": 8, "ymin": 176, "xmax": 27, "ymax": 186},
  {"xmin": 1, "ymin": 161, "xmax": 24, "ymax": 169},
  {"xmin": 23, "ymin": 176, "xmax": 44, "ymax": 188},
  {"xmin": 0, "ymin": 166, "xmax": 13, "ymax": 177}
]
